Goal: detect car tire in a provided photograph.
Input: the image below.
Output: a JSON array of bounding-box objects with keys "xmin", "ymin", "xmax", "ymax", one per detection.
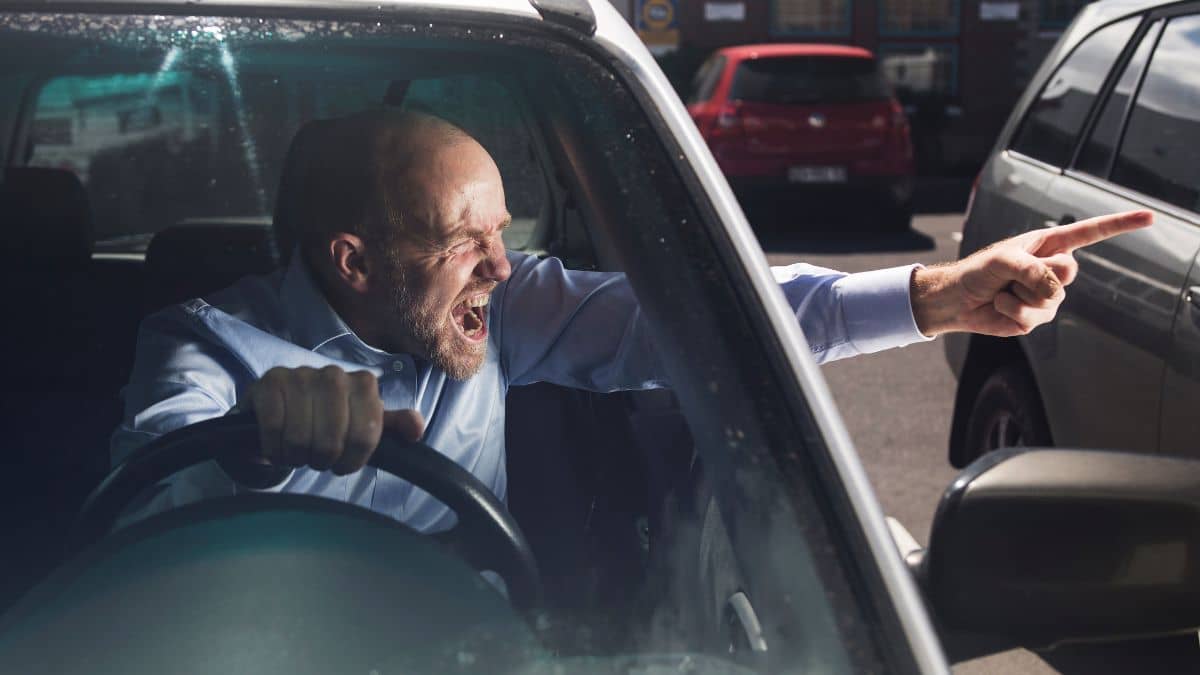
[{"xmin": 963, "ymin": 363, "xmax": 1051, "ymax": 462}]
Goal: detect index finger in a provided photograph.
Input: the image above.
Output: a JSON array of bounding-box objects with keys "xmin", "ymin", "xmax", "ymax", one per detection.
[{"xmin": 1036, "ymin": 210, "xmax": 1153, "ymax": 255}]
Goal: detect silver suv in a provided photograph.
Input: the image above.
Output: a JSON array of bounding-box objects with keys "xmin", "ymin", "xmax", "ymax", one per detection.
[{"xmin": 946, "ymin": 0, "xmax": 1200, "ymax": 465}]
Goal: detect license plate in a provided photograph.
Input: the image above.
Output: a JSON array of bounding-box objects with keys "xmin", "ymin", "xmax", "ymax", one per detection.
[{"xmin": 787, "ymin": 166, "xmax": 847, "ymax": 184}]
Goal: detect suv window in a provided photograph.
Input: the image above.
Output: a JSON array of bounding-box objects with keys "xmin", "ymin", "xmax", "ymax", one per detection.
[
  {"xmin": 1010, "ymin": 16, "xmax": 1138, "ymax": 168},
  {"xmin": 1076, "ymin": 20, "xmax": 1160, "ymax": 177},
  {"xmin": 729, "ymin": 55, "xmax": 889, "ymax": 104},
  {"xmin": 687, "ymin": 54, "xmax": 725, "ymax": 104},
  {"xmin": 28, "ymin": 71, "xmax": 272, "ymax": 241},
  {"xmin": 1110, "ymin": 14, "xmax": 1200, "ymax": 213},
  {"xmin": 25, "ymin": 65, "xmax": 546, "ymax": 250},
  {"xmin": 1, "ymin": 13, "xmax": 891, "ymax": 672}
]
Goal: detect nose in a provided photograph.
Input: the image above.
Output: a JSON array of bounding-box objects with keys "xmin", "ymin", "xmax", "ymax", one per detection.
[{"xmin": 477, "ymin": 235, "xmax": 511, "ymax": 283}]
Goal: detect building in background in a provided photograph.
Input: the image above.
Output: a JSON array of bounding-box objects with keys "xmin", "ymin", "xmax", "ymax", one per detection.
[{"xmin": 619, "ymin": 0, "xmax": 1094, "ymax": 175}]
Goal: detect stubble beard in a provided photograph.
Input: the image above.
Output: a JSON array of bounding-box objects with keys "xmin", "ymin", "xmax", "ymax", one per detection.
[{"xmin": 385, "ymin": 262, "xmax": 487, "ymax": 381}]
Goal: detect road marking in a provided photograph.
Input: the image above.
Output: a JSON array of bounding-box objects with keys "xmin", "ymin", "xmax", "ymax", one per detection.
[{"xmin": 950, "ymin": 231, "xmax": 963, "ymax": 242}]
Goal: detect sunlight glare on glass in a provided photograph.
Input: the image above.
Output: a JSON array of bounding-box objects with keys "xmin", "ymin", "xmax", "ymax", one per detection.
[
  {"xmin": 218, "ymin": 42, "xmax": 268, "ymax": 214},
  {"xmin": 142, "ymin": 46, "xmax": 180, "ymax": 106}
]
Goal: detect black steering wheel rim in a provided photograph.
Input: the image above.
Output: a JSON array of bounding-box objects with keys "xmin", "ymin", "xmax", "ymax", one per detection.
[{"xmin": 71, "ymin": 412, "xmax": 542, "ymax": 609}]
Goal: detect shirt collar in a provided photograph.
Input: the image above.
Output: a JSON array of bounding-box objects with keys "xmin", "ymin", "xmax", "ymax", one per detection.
[{"xmin": 279, "ymin": 251, "xmax": 399, "ymax": 367}]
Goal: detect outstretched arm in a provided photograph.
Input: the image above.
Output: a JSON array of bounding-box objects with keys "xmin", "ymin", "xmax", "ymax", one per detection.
[{"xmin": 496, "ymin": 210, "xmax": 1154, "ymax": 382}]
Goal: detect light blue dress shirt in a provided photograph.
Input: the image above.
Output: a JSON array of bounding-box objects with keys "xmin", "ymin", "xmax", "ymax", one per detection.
[{"xmin": 112, "ymin": 251, "xmax": 929, "ymax": 532}]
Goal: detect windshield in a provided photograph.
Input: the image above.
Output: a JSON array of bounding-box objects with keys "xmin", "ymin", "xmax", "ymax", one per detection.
[
  {"xmin": 730, "ymin": 55, "xmax": 891, "ymax": 104},
  {"xmin": 0, "ymin": 11, "xmax": 893, "ymax": 674},
  {"xmin": 12, "ymin": 16, "xmax": 544, "ymax": 252}
]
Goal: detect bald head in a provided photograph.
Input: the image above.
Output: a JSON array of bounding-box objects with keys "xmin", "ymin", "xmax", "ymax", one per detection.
[{"xmin": 284, "ymin": 110, "xmax": 501, "ymax": 259}]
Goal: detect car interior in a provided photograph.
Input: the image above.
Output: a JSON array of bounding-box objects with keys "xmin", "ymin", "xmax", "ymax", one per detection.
[
  {"xmin": 0, "ymin": 12, "xmax": 765, "ymax": 666},
  {"xmin": 0, "ymin": 11, "xmax": 928, "ymax": 674}
]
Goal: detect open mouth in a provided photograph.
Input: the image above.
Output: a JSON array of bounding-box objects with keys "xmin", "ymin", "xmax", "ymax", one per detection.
[{"xmin": 451, "ymin": 293, "xmax": 489, "ymax": 343}]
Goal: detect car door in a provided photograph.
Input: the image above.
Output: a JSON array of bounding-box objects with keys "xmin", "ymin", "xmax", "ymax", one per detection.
[
  {"xmin": 965, "ymin": 15, "xmax": 1143, "ymax": 263},
  {"xmin": 1126, "ymin": 11, "xmax": 1200, "ymax": 457},
  {"xmin": 1031, "ymin": 13, "xmax": 1200, "ymax": 455}
]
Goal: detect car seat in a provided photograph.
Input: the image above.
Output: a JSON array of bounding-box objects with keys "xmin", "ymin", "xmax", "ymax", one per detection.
[
  {"xmin": 271, "ymin": 117, "xmax": 337, "ymax": 265},
  {"xmin": 139, "ymin": 114, "xmax": 333, "ymax": 309},
  {"xmin": 142, "ymin": 217, "xmax": 279, "ymax": 314},
  {"xmin": 0, "ymin": 167, "xmax": 115, "ymax": 606}
]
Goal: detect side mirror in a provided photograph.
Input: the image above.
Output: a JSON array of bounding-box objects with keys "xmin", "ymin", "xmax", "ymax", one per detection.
[{"xmin": 916, "ymin": 448, "xmax": 1200, "ymax": 661}]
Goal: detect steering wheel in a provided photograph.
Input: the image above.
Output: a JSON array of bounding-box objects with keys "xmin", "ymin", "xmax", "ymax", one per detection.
[{"xmin": 70, "ymin": 412, "xmax": 543, "ymax": 609}]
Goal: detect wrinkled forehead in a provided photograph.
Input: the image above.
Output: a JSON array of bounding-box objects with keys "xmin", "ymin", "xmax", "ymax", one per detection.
[
  {"xmin": 298, "ymin": 110, "xmax": 508, "ymax": 246},
  {"xmin": 380, "ymin": 136, "xmax": 508, "ymax": 244}
]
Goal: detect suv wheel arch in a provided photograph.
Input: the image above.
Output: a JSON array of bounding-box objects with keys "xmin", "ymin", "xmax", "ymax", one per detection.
[{"xmin": 949, "ymin": 335, "xmax": 1051, "ymax": 467}]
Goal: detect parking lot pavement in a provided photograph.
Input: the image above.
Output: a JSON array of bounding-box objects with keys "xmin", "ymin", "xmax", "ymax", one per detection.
[
  {"xmin": 757, "ymin": 212, "xmax": 1200, "ymax": 675},
  {"xmin": 760, "ymin": 212, "xmax": 962, "ymax": 545}
]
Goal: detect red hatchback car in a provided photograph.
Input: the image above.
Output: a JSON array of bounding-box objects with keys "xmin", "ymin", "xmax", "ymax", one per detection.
[{"xmin": 687, "ymin": 44, "xmax": 915, "ymax": 230}]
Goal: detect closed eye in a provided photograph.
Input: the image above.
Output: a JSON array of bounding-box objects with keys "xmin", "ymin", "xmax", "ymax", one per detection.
[{"xmin": 436, "ymin": 216, "xmax": 510, "ymax": 257}]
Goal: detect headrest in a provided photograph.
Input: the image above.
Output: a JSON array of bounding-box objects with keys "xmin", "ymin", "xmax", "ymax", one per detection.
[
  {"xmin": 272, "ymin": 118, "xmax": 338, "ymax": 265},
  {"xmin": 143, "ymin": 219, "xmax": 279, "ymax": 312},
  {"xmin": 0, "ymin": 167, "xmax": 92, "ymax": 265}
]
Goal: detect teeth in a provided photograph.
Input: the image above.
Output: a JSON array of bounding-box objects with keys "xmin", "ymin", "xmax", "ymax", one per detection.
[{"xmin": 457, "ymin": 294, "xmax": 487, "ymax": 339}]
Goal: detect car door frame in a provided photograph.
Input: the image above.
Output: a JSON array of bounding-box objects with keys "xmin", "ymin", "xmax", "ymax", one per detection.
[
  {"xmin": 1051, "ymin": 2, "xmax": 1200, "ymax": 455},
  {"xmin": 947, "ymin": 6, "xmax": 1154, "ymax": 465},
  {"xmin": 575, "ymin": 6, "xmax": 946, "ymax": 672}
]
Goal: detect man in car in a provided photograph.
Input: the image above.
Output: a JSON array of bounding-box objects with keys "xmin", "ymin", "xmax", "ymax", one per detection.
[{"xmin": 112, "ymin": 110, "xmax": 1150, "ymax": 530}]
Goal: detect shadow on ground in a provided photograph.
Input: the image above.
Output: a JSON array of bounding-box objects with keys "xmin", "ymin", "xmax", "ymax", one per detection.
[
  {"xmin": 744, "ymin": 175, "xmax": 969, "ymax": 254},
  {"xmin": 757, "ymin": 226, "xmax": 937, "ymax": 254},
  {"xmin": 913, "ymin": 176, "xmax": 972, "ymax": 214},
  {"xmin": 1032, "ymin": 633, "xmax": 1200, "ymax": 674}
]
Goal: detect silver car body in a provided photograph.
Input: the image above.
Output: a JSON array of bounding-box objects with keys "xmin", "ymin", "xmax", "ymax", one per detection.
[{"xmin": 946, "ymin": 0, "xmax": 1200, "ymax": 461}]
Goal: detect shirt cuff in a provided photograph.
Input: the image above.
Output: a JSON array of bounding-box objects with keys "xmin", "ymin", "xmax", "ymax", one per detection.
[{"xmin": 836, "ymin": 264, "xmax": 933, "ymax": 355}]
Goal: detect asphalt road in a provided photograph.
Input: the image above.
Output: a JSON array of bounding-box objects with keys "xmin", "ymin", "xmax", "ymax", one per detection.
[{"xmin": 757, "ymin": 210, "xmax": 1200, "ymax": 675}]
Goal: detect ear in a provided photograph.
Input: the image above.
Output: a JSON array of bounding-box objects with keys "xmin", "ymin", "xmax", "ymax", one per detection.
[{"xmin": 327, "ymin": 233, "xmax": 371, "ymax": 294}]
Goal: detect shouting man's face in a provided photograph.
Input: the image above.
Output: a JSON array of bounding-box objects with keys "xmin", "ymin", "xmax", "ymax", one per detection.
[{"xmin": 374, "ymin": 134, "xmax": 512, "ymax": 380}]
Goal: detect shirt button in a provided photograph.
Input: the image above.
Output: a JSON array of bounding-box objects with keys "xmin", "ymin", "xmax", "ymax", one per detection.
[{"xmin": 392, "ymin": 361, "xmax": 405, "ymax": 372}]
